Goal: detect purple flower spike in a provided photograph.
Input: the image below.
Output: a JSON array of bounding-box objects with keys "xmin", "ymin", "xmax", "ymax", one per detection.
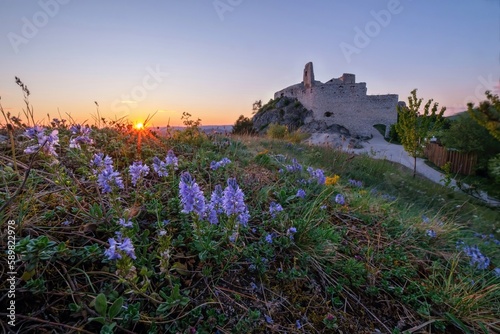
[{"xmin": 179, "ymin": 172, "xmax": 206, "ymax": 217}]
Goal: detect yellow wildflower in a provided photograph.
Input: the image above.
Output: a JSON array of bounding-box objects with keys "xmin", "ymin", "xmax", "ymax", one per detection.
[{"xmin": 325, "ymin": 174, "xmax": 340, "ymax": 186}]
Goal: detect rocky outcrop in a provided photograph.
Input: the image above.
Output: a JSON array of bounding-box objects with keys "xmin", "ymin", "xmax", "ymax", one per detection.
[{"xmin": 252, "ymin": 97, "xmax": 313, "ymax": 133}]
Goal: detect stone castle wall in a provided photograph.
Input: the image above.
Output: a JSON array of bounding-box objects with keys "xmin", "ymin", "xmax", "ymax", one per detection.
[{"xmin": 274, "ymin": 62, "xmax": 399, "ymax": 137}]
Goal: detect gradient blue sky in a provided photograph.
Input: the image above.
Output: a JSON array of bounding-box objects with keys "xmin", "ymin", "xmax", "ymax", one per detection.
[{"xmin": 1, "ymin": 0, "xmax": 499, "ymax": 126}]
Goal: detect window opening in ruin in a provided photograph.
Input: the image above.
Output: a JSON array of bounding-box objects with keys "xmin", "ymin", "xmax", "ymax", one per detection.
[{"xmin": 324, "ymin": 112, "xmax": 333, "ymax": 117}]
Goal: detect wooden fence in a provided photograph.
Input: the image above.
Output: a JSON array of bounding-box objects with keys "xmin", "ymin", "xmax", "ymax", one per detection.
[{"xmin": 424, "ymin": 142, "xmax": 477, "ymax": 175}]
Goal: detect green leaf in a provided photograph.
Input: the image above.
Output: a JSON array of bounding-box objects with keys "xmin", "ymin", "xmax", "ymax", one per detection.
[
  {"xmin": 108, "ymin": 297, "xmax": 123, "ymax": 319},
  {"xmin": 88, "ymin": 316, "xmax": 106, "ymax": 325},
  {"xmin": 68, "ymin": 303, "xmax": 81, "ymax": 312},
  {"xmin": 94, "ymin": 293, "xmax": 108, "ymax": 317}
]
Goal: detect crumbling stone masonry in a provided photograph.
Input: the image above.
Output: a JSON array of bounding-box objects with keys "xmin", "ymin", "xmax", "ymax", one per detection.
[{"xmin": 274, "ymin": 62, "xmax": 401, "ymax": 137}]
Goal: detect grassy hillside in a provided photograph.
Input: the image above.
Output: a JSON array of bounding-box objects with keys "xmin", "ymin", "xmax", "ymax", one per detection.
[{"xmin": 0, "ymin": 120, "xmax": 499, "ymax": 333}]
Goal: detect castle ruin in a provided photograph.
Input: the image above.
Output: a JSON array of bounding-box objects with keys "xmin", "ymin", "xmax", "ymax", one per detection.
[{"xmin": 274, "ymin": 62, "xmax": 401, "ymax": 137}]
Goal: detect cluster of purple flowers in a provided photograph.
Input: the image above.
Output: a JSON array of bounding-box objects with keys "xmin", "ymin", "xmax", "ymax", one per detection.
[
  {"xmin": 69, "ymin": 124, "xmax": 93, "ymax": 149},
  {"xmin": 335, "ymin": 194, "xmax": 345, "ymax": 205},
  {"xmin": 179, "ymin": 172, "xmax": 206, "ymax": 217},
  {"xmin": 24, "ymin": 126, "xmax": 59, "ymax": 157},
  {"xmin": 210, "ymin": 157, "xmax": 231, "ymax": 170},
  {"xmin": 104, "ymin": 235, "xmax": 136, "ymax": 260},
  {"xmin": 456, "ymin": 241, "xmax": 490, "ymax": 270},
  {"xmin": 285, "ymin": 159, "xmax": 302, "ymax": 172},
  {"xmin": 152, "ymin": 150, "xmax": 178, "ymax": 177},
  {"xmin": 265, "ymin": 233, "xmax": 274, "ymax": 243},
  {"xmin": 222, "ymin": 178, "xmax": 249, "ymax": 225},
  {"xmin": 206, "ymin": 185, "xmax": 224, "ymax": 225},
  {"xmin": 91, "ymin": 153, "xmax": 124, "ymax": 193},
  {"xmin": 129, "ymin": 161, "xmax": 150, "ymax": 186},
  {"xmin": 118, "ymin": 218, "xmax": 133, "ymax": 228},
  {"xmin": 269, "ymin": 202, "xmax": 283, "ymax": 218},
  {"xmin": 165, "ymin": 150, "xmax": 179, "ymax": 169},
  {"xmin": 473, "ymin": 233, "xmax": 500, "ymax": 246},
  {"xmin": 296, "ymin": 189, "xmax": 306, "ymax": 199},
  {"xmin": 307, "ymin": 167, "xmax": 326, "ymax": 185},
  {"xmin": 348, "ymin": 179, "xmax": 363, "ymax": 188},
  {"xmin": 179, "ymin": 175, "xmax": 250, "ymax": 226},
  {"xmin": 287, "ymin": 227, "xmax": 297, "ymax": 240},
  {"xmin": 152, "ymin": 157, "xmax": 169, "ymax": 177}
]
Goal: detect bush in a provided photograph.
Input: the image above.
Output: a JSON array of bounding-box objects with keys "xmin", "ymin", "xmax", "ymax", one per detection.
[
  {"xmin": 286, "ymin": 130, "xmax": 310, "ymax": 143},
  {"xmin": 488, "ymin": 154, "xmax": 500, "ymax": 183},
  {"xmin": 388, "ymin": 124, "xmax": 400, "ymax": 143},
  {"xmin": 267, "ymin": 123, "xmax": 288, "ymax": 139},
  {"xmin": 232, "ymin": 115, "xmax": 256, "ymax": 135}
]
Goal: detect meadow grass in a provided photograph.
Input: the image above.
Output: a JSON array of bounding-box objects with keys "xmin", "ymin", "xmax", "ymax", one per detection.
[{"xmin": 0, "ymin": 116, "xmax": 499, "ymax": 333}]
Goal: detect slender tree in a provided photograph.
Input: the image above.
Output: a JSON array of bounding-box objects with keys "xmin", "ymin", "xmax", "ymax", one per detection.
[
  {"xmin": 395, "ymin": 89, "xmax": 446, "ymax": 177},
  {"xmin": 467, "ymin": 90, "xmax": 500, "ymax": 141}
]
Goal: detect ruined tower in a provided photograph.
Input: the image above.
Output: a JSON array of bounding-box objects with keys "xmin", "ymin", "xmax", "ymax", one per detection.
[{"xmin": 303, "ymin": 62, "xmax": 314, "ymax": 89}]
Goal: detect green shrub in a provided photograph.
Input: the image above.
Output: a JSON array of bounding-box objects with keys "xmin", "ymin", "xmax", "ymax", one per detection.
[
  {"xmin": 267, "ymin": 123, "xmax": 288, "ymax": 139},
  {"xmin": 286, "ymin": 130, "xmax": 310, "ymax": 143},
  {"xmin": 488, "ymin": 154, "xmax": 500, "ymax": 183},
  {"xmin": 232, "ymin": 115, "xmax": 255, "ymax": 135}
]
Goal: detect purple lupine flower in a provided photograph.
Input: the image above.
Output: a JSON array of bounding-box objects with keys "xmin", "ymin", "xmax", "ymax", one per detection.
[
  {"xmin": 422, "ymin": 215, "xmax": 430, "ymax": 224},
  {"xmin": 264, "ymin": 315, "xmax": 273, "ymax": 324},
  {"xmin": 152, "ymin": 156, "xmax": 169, "ymax": 177},
  {"xmin": 265, "ymin": 234, "xmax": 273, "ymax": 244},
  {"xmin": 269, "ymin": 202, "xmax": 283, "ymax": 218},
  {"xmin": 91, "ymin": 153, "xmax": 113, "ymax": 172},
  {"xmin": 457, "ymin": 241, "xmax": 491, "ymax": 270},
  {"xmin": 210, "ymin": 161, "xmax": 220, "ymax": 170},
  {"xmin": 118, "ymin": 237, "xmax": 137, "ymax": 259},
  {"xmin": 179, "ymin": 172, "xmax": 206, "ymax": 217},
  {"xmin": 104, "ymin": 238, "xmax": 122, "ymax": 260},
  {"xmin": 69, "ymin": 124, "xmax": 93, "ymax": 149},
  {"xmin": 238, "ymin": 210, "xmax": 250, "ymax": 226},
  {"xmin": 25, "ymin": 125, "xmax": 44, "ymax": 139},
  {"xmin": 296, "ymin": 189, "xmax": 306, "ymax": 199},
  {"xmin": 426, "ymin": 229, "xmax": 436, "ymax": 238},
  {"xmin": 97, "ymin": 166, "xmax": 124, "ymax": 193},
  {"xmin": 119, "ymin": 218, "xmax": 133, "ymax": 228},
  {"xmin": 210, "ymin": 157, "xmax": 232, "ymax": 170},
  {"xmin": 287, "ymin": 227, "xmax": 297, "ymax": 240},
  {"xmin": 348, "ymin": 179, "xmax": 363, "ymax": 188},
  {"xmin": 308, "ymin": 167, "xmax": 326, "ymax": 185},
  {"xmin": 494, "ymin": 268, "xmax": 500, "ymax": 278},
  {"xmin": 206, "ymin": 204, "xmax": 219, "ymax": 225},
  {"xmin": 229, "ymin": 232, "xmax": 238, "ymax": 243},
  {"xmin": 129, "ymin": 161, "xmax": 150, "ymax": 186},
  {"xmin": 24, "ymin": 126, "xmax": 59, "ymax": 156},
  {"xmin": 285, "ymin": 158, "xmax": 302, "ymax": 172},
  {"xmin": 296, "ymin": 320, "xmax": 302, "ymax": 329},
  {"xmin": 222, "ymin": 178, "xmax": 249, "ymax": 225},
  {"xmin": 335, "ymin": 194, "xmax": 345, "ymax": 205},
  {"xmin": 205, "ymin": 185, "xmax": 224, "ymax": 224},
  {"xmin": 165, "ymin": 150, "xmax": 178, "ymax": 169}
]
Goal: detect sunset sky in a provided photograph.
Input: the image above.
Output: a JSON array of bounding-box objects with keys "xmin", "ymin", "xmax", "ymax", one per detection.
[{"xmin": 1, "ymin": 0, "xmax": 499, "ymax": 127}]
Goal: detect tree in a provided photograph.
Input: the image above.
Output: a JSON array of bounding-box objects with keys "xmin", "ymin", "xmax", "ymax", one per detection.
[
  {"xmin": 232, "ymin": 115, "xmax": 255, "ymax": 135},
  {"xmin": 252, "ymin": 100, "xmax": 262, "ymax": 114},
  {"xmin": 467, "ymin": 90, "xmax": 500, "ymax": 141},
  {"xmin": 395, "ymin": 89, "xmax": 446, "ymax": 177}
]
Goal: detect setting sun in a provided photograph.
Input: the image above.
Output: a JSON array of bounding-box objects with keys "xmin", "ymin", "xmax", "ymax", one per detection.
[{"xmin": 134, "ymin": 122, "xmax": 144, "ymax": 130}]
